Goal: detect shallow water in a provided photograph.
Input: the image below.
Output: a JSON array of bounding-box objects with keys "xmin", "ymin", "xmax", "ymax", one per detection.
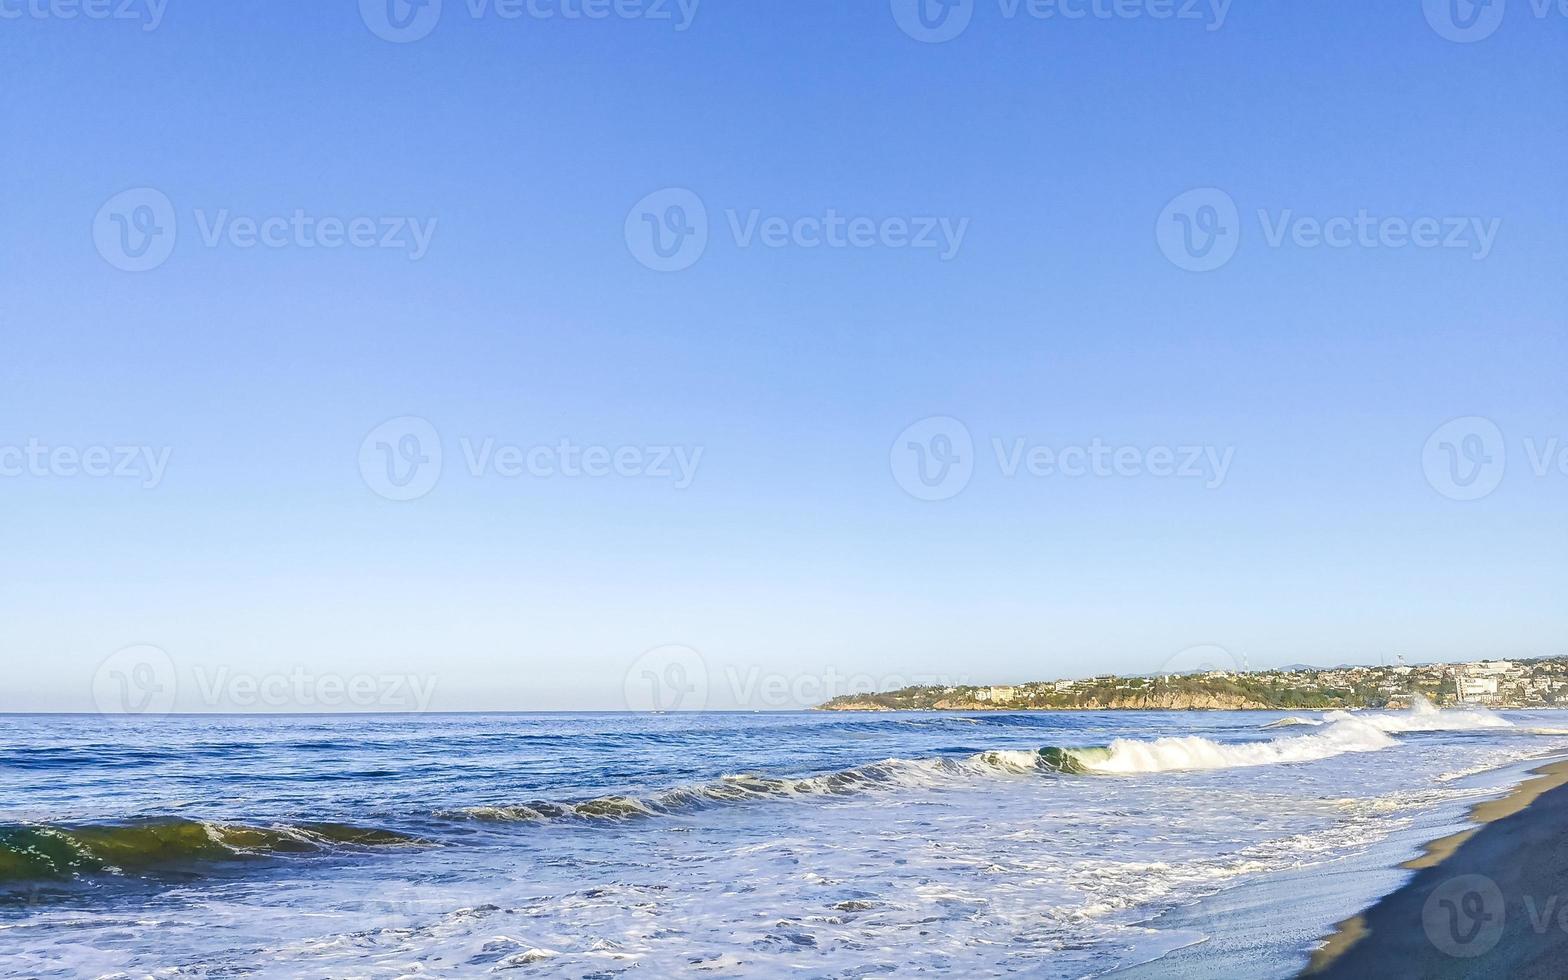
[{"xmin": 2, "ymin": 708, "xmax": 1565, "ymax": 978}]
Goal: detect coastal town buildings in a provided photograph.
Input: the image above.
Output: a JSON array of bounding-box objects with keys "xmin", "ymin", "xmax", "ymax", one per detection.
[{"xmin": 821, "ymin": 656, "xmax": 1568, "ymax": 711}]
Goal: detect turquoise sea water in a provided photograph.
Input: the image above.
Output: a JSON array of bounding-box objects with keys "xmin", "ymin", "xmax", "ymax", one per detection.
[{"xmin": 2, "ymin": 707, "xmax": 1565, "ymax": 977}]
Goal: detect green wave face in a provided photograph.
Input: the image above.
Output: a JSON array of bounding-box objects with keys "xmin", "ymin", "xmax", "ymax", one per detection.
[
  {"xmin": 1035, "ymin": 746, "xmax": 1111, "ymax": 774},
  {"xmin": 0, "ymin": 820, "xmax": 424, "ymax": 883}
]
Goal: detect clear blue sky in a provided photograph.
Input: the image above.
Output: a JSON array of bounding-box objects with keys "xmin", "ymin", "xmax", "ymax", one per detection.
[{"xmin": 2, "ymin": 2, "xmax": 1564, "ymax": 710}]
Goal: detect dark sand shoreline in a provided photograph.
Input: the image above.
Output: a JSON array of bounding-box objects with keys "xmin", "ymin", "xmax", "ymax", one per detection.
[{"xmin": 1304, "ymin": 758, "xmax": 1568, "ymax": 978}]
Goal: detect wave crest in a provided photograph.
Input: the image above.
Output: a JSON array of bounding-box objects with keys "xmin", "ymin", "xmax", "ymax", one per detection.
[
  {"xmin": 1040, "ymin": 719, "xmax": 1396, "ymax": 775},
  {"xmin": 449, "ymin": 722, "xmax": 1412, "ymax": 824},
  {"xmin": 1323, "ymin": 696, "xmax": 1513, "ymax": 733}
]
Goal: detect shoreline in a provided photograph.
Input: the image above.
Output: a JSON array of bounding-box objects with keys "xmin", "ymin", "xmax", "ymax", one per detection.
[{"xmin": 1304, "ymin": 756, "xmax": 1568, "ymax": 977}]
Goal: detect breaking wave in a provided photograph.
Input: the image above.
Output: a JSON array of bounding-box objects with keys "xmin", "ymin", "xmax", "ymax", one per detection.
[
  {"xmin": 1322, "ymin": 696, "xmax": 1513, "ymax": 733},
  {"xmin": 1261, "ymin": 697, "xmax": 1515, "ymax": 733},
  {"xmin": 448, "ymin": 721, "xmax": 1410, "ymax": 823},
  {"xmin": 1039, "ymin": 718, "xmax": 1396, "ymax": 775},
  {"xmin": 0, "ymin": 819, "xmax": 424, "ymax": 883}
]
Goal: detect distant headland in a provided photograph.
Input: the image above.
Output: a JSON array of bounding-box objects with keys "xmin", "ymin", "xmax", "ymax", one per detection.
[{"xmin": 818, "ymin": 657, "xmax": 1568, "ymax": 711}]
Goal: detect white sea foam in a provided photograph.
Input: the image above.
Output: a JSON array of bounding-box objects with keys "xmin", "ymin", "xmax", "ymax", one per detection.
[
  {"xmin": 1323, "ymin": 695, "xmax": 1513, "ymax": 733},
  {"xmin": 1067, "ymin": 718, "xmax": 1395, "ymax": 774}
]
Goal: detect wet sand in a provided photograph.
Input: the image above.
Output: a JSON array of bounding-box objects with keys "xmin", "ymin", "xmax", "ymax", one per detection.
[{"xmin": 1305, "ymin": 758, "xmax": 1568, "ymax": 979}]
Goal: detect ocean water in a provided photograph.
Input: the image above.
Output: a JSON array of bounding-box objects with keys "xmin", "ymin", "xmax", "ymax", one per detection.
[{"xmin": 3, "ymin": 705, "xmax": 1567, "ymax": 978}]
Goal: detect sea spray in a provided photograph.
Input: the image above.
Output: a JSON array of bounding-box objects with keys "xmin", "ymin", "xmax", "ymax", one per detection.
[
  {"xmin": 1045, "ymin": 718, "xmax": 1396, "ymax": 775},
  {"xmin": 1322, "ymin": 695, "xmax": 1514, "ymax": 733}
]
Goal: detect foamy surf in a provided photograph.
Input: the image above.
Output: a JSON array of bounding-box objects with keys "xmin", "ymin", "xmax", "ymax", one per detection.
[
  {"xmin": 1260, "ymin": 697, "xmax": 1515, "ymax": 733},
  {"xmin": 446, "ymin": 725, "xmax": 1411, "ymax": 826},
  {"xmin": 1323, "ymin": 696, "xmax": 1514, "ymax": 733},
  {"xmin": 1044, "ymin": 718, "xmax": 1396, "ymax": 774}
]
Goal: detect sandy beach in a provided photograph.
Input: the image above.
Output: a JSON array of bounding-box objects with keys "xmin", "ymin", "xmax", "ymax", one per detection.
[{"xmin": 1306, "ymin": 758, "xmax": 1568, "ymax": 978}]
